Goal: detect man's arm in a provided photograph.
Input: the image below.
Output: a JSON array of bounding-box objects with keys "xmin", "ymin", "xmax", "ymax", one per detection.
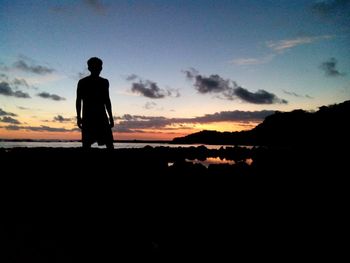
[
  {"xmin": 76, "ymin": 81, "xmax": 83, "ymax": 129},
  {"xmin": 105, "ymin": 80, "xmax": 114, "ymax": 128}
]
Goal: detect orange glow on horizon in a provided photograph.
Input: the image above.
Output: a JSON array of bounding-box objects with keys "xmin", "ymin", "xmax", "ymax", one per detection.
[{"xmin": 0, "ymin": 121, "xmax": 260, "ymax": 141}]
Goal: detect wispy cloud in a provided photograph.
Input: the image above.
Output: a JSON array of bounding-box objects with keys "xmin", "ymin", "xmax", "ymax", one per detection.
[
  {"xmin": 283, "ymin": 90, "xmax": 314, "ymax": 99},
  {"xmin": 266, "ymin": 35, "xmax": 333, "ymax": 53},
  {"xmin": 144, "ymin": 102, "xmax": 157, "ymax": 109},
  {"xmin": 231, "ymin": 55, "xmax": 275, "ymax": 65},
  {"xmin": 37, "ymin": 92, "xmax": 65, "ymax": 101},
  {"xmin": 184, "ymin": 69, "xmax": 287, "ymax": 104},
  {"xmin": 13, "ymin": 60, "xmax": 55, "ymax": 75},
  {"xmin": 319, "ymin": 57, "xmax": 346, "ymax": 77},
  {"xmin": 232, "ymin": 35, "xmax": 334, "ymax": 66},
  {"xmin": 3, "ymin": 125, "xmax": 74, "ymax": 132}
]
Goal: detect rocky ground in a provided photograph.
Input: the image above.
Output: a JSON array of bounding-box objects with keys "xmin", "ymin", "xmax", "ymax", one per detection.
[{"xmin": 1, "ymin": 145, "xmax": 347, "ymax": 261}]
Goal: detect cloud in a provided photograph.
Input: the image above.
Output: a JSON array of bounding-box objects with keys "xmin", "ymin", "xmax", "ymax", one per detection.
[
  {"xmin": 12, "ymin": 78, "xmax": 30, "ymax": 88},
  {"xmin": 190, "ymin": 110, "xmax": 275, "ymax": 123},
  {"xmin": 0, "ymin": 116, "xmax": 21, "ymax": 124},
  {"xmin": 312, "ymin": 0, "xmax": 350, "ymax": 16},
  {"xmin": 0, "ymin": 81, "xmax": 31, "ymax": 98},
  {"xmin": 53, "ymin": 115, "xmax": 72, "ymax": 122},
  {"xmin": 127, "ymin": 75, "xmax": 179, "ymax": 99},
  {"xmin": 13, "ymin": 60, "xmax": 55, "ymax": 75},
  {"xmin": 0, "ymin": 73, "xmax": 9, "ymax": 80},
  {"xmin": 144, "ymin": 102, "xmax": 157, "ymax": 109},
  {"xmin": 231, "ymin": 55, "xmax": 274, "ymax": 65},
  {"xmin": 131, "ymin": 81, "xmax": 166, "ymax": 98},
  {"xmin": 184, "ymin": 69, "xmax": 287, "ymax": 104},
  {"xmin": 126, "ymin": 74, "xmax": 138, "ymax": 81},
  {"xmin": 234, "ymin": 87, "xmax": 288, "ymax": 104},
  {"xmin": 0, "ymin": 72, "xmax": 37, "ymax": 90},
  {"xmin": 37, "ymin": 92, "xmax": 66, "ymax": 101},
  {"xmin": 283, "ymin": 90, "xmax": 314, "ymax": 99},
  {"xmin": 83, "ymin": 0, "xmax": 107, "ymax": 13},
  {"xmin": 0, "ymin": 108, "xmax": 17, "ymax": 117},
  {"xmin": 115, "ymin": 110, "xmax": 275, "ymax": 132},
  {"xmin": 3, "ymin": 125, "xmax": 73, "ymax": 132},
  {"xmin": 319, "ymin": 57, "xmax": 346, "ymax": 77},
  {"xmin": 187, "ymin": 72, "xmax": 231, "ymax": 94},
  {"xmin": 266, "ymin": 35, "xmax": 333, "ymax": 53},
  {"xmin": 232, "ymin": 35, "xmax": 333, "ymax": 66},
  {"xmin": 51, "ymin": 0, "xmax": 107, "ymax": 15}
]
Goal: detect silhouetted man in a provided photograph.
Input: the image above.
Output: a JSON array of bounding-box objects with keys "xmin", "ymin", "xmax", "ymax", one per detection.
[{"xmin": 76, "ymin": 57, "xmax": 114, "ymax": 149}]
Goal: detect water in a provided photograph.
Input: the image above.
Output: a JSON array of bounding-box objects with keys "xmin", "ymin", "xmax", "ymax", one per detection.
[
  {"xmin": 0, "ymin": 140, "xmax": 241, "ymax": 150},
  {"xmin": 0, "ymin": 141, "xmax": 255, "ymax": 166}
]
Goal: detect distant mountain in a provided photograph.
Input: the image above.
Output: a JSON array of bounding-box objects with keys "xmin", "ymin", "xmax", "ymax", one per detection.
[{"xmin": 171, "ymin": 100, "xmax": 350, "ymax": 146}]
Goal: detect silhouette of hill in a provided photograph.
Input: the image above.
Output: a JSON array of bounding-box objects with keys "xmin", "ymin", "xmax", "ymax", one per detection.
[{"xmin": 172, "ymin": 100, "xmax": 350, "ymax": 146}]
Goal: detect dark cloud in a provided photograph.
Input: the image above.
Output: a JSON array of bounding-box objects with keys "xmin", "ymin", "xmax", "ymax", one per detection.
[
  {"xmin": 115, "ymin": 110, "xmax": 274, "ymax": 132},
  {"xmin": 311, "ymin": 0, "xmax": 350, "ymax": 28},
  {"xmin": 320, "ymin": 58, "xmax": 346, "ymax": 77},
  {"xmin": 191, "ymin": 110, "xmax": 275, "ymax": 123},
  {"xmin": 127, "ymin": 75, "xmax": 179, "ymax": 99},
  {"xmin": 131, "ymin": 81, "xmax": 165, "ymax": 98},
  {"xmin": 3, "ymin": 125, "xmax": 20, "ymax": 131},
  {"xmin": 126, "ymin": 74, "xmax": 139, "ymax": 81},
  {"xmin": 13, "ymin": 60, "xmax": 54, "ymax": 75},
  {"xmin": 117, "ymin": 116, "xmax": 170, "ymax": 130},
  {"xmin": 184, "ymin": 69, "xmax": 230, "ymax": 94},
  {"xmin": 0, "ymin": 108, "xmax": 17, "ymax": 117},
  {"xmin": 37, "ymin": 92, "xmax": 65, "ymax": 101},
  {"xmin": 0, "ymin": 116, "xmax": 21, "ymax": 124},
  {"xmin": 184, "ymin": 69, "xmax": 287, "ymax": 104},
  {"xmin": 195, "ymin": 74, "xmax": 231, "ymax": 94},
  {"xmin": 51, "ymin": 0, "xmax": 107, "ymax": 15},
  {"xmin": 0, "ymin": 81, "xmax": 31, "ymax": 98},
  {"xmin": 3, "ymin": 125, "xmax": 73, "ymax": 132},
  {"xmin": 312, "ymin": 0, "xmax": 350, "ymax": 16},
  {"xmin": 53, "ymin": 115, "xmax": 72, "ymax": 122},
  {"xmin": 234, "ymin": 87, "xmax": 288, "ymax": 104},
  {"xmin": 83, "ymin": 0, "xmax": 107, "ymax": 13}
]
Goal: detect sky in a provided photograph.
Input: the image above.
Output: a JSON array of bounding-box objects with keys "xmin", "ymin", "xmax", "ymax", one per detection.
[{"xmin": 1, "ymin": 0, "xmax": 349, "ymax": 141}]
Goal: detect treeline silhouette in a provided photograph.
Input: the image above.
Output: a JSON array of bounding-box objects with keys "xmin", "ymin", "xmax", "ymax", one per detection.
[{"xmin": 172, "ymin": 100, "xmax": 350, "ymax": 146}]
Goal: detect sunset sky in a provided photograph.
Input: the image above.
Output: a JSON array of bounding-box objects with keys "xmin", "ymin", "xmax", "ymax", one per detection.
[{"xmin": 1, "ymin": 0, "xmax": 349, "ymax": 140}]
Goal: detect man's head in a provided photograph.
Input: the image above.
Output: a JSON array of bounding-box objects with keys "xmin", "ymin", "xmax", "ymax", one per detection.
[{"xmin": 87, "ymin": 57, "xmax": 103, "ymax": 75}]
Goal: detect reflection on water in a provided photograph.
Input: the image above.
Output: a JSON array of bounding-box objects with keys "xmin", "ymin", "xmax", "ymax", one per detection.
[
  {"xmin": 0, "ymin": 141, "xmax": 252, "ymax": 150},
  {"xmin": 187, "ymin": 157, "xmax": 253, "ymax": 168},
  {"xmin": 188, "ymin": 157, "xmax": 235, "ymax": 168}
]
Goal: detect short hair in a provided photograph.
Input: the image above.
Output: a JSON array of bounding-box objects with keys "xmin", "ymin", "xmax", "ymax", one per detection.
[{"xmin": 87, "ymin": 57, "xmax": 103, "ymax": 68}]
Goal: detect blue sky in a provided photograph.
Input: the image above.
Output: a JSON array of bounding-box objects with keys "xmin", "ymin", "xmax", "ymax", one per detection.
[{"xmin": 1, "ymin": 0, "xmax": 349, "ymax": 140}]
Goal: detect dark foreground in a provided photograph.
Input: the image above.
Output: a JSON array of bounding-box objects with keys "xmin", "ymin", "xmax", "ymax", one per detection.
[{"xmin": 1, "ymin": 145, "xmax": 347, "ymax": 261}]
